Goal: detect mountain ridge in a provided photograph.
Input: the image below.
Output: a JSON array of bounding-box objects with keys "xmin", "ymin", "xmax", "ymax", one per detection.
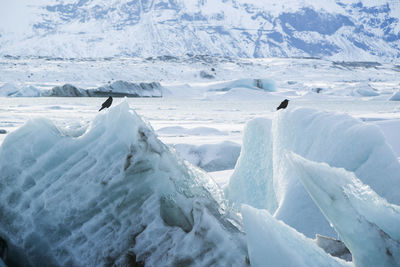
[{"xmin": 0, "ymin": 0, "xmax": 399, "ymax": 61}]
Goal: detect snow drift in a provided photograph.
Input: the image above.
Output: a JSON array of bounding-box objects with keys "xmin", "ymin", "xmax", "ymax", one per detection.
[
  {"xmin": 288, "ymin": 153, "xmax": 400, "ymax": 267},
  {"xmin": 0, "ymin": 101, "xmax": 247, "ymax": 266},
  {"xmin": 241, "ymin": 205, "xmax": 349, "ymax": 267}
]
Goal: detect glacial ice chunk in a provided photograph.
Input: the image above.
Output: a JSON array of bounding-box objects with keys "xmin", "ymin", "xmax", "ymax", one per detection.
[
  {"xmin": 227, "ymin": 118, "xmax": 276, "ymax": 211},
  {"xmin": 288, "ymin": 152, "xmax": 400, "ymax": 267},
  {"xmin": 93, "ymin": 80, "xmax": 163, "ymax": 97},
  {"xmin": 272, "ymin": 107, "xmax": 400, "ymax": 237},
  {"xmin": 242, "ymin": 205, "xmax": 350, "ymax": 267},
  {"xmin": 0, "ymin": 101, "xmax": 247, "ymax": 266}
]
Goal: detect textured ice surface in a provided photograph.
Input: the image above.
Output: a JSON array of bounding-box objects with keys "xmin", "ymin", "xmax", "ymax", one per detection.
[
  {"xmin": 315, "ymin": 235, "xmax": 352, "ymax": 262},
  {"xmin": 272, "ymin": 107, "xmax": 400, "ymax": 238},
  {"xmin": 45, "ymin": 84, "xmax": 88, "ymax": 97},
  {"xmin": 288, "ymin": 153, "xmax": 400, "ymax": 267},
  {"xmin": 227, "ymin": 118, "xmax": 276, "ymax": 211},
  {"xmin": 242, "ymin": 205, "xmax": 350, "ymax": 267},
  {"xmin": 0, "ymin": 101, "xmax": 247, "ymax": 266}
]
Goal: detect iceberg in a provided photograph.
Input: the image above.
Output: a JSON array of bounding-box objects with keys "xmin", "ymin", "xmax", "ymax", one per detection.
[
  {"xmin": 92, "ymin": 81, "xmax": 163, "ymax": 97},
  {"xmin": 45, "ymin": 84, "xmax": 88, "ymax": 97},
  {"xmin": 43, "ymin": 81, "xmax": 163, "ymax": 97},
  {"xmin": 288, "ymin": 153, "xmax": 400, "ymax": 267},
  {"xmin": 227, "ymin": 118, "xmax": 276, "ymax": 211},
  {"xmin": 0, "ymin": 101, "xmax": 247, "ymax": 266},
  {"xmin": 272, "ymin": 107, "xmax": 400, "ymax": 238},
  {"xmin": 241, "ymin": 205, "xmax": 349, "ymax": 267}
]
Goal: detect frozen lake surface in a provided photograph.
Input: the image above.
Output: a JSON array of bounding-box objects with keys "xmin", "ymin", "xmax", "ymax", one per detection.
[{"xmin": 1, "ymin": 98, "xmax": 400, "ymax": 170}]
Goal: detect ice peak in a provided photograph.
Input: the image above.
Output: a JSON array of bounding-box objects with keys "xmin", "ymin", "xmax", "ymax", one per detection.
[{"xmin": 0, "ymin": 100, "xmax": 247, "ymax": 266}]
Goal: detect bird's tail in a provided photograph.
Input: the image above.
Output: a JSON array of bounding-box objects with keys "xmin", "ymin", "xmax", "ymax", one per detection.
[{"xmin": 99, "ymin": 106, "xmax": 105, "ymax": 112}]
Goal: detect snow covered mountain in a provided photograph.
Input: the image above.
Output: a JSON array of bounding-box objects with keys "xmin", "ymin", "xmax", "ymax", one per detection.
[{"xmin": 1, "ymin": 0, "xmax": 399, "ymax": 61}]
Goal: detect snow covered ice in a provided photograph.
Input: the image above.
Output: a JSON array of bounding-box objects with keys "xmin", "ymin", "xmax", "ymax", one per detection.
[
  {"xmin": 0, "ymin": 0, "xmax": 400, "ymax": 265},
  {"xmin": 288, "ymin": 152, "xmax": 400, "ymax": 267},
  {"xmin": 227, "ymin": 118, "xmax": 276, "ymax": 211},
  {"xmin": 272, "ymin": 107, "xmax": 400, "ymax": 238},
  {"xmin": 242, "ymin": 205, "xmax": 350, "ymax": 267},
  {"xmin": 0, "ymin": 101, "xmax": 248, "ymax": 266}
]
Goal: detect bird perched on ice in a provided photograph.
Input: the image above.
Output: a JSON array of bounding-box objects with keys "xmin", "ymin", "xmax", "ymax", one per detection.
[
  {"xmin": 99, "ymin": 96, "xmax": 113, "ymax": 111},
  {"xmin": 276, "ymin": 99, "xmax": 289, "ymax": 110}
]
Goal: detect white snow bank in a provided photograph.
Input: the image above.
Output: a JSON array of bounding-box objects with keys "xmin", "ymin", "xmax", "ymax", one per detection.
[
  {"xmin": 173, "ymin": 141, "xmax": 240, "ymax": 171},
  {"xmin": 272, "ymin": 107, "xmax": 400, "ymax": 238},
  {"xmin": 288, "ymin": 153, "xmax": 400, "ymax": 267},
  {"xmin": 0, "ymin": 101, "xmax": 247, "ymax": 266},
  {"xmin": 388, "ymin": 89, "xmax": 400, "ymax": 101},
  {"xmin": 242, "ymin": 205, "xmax": 349, "ymax": 267},
  {"xmin": 353, "ymin": 83, "xmax": 379, "ymax": 97},
  {"xmin": 227, "ymin": 118, "xmax": 276, "ymax": 211},
  {"xmin": 45, "ymin": 84, "xmax": 88, "ymax": 97}
]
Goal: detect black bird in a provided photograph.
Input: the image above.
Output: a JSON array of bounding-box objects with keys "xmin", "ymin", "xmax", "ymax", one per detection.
[
  {"xmin": 99, "ymin": 96, "xmax": 113, "ymax": 111},
  {"xmin": 277, "ymin": 99, "xmax": 289, "ymax": 110}
]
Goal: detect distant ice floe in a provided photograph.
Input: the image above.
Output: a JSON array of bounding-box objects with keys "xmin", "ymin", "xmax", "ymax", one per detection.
[
  {"xmin": 206, "ymin": 79, "xmax": 276, "ymax": 92},
  {"xmin": 388, "ymin": 89, "xmax": 400, "ymax": 101},
  {"xmin": 0, "ymin": 81, "xmax": 164, "ymax": 97},
  {"xmin": 0, "ymin": 83, "xmax": 40, "ymax": 97},
  {"xmin": 289, "ymin": 153, "xmax": 400, "ymax": 267},
  {"xmin": 0, "ymin": 101, "xmax": 247, "ymax": 266}
]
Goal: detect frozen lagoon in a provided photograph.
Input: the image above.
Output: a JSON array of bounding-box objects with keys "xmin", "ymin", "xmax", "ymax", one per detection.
[
  {"xmin": 1, "ymin": 97, "xmax": 400, "ymax": 155},
  {"xmin": 1, "ymin": 97, "xmax": 400, "ymax": 266}
]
